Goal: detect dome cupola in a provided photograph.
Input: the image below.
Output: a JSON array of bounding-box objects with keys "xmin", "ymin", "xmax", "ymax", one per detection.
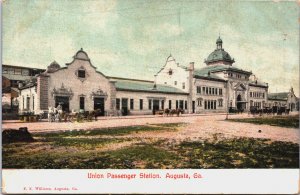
[{"xmin": 204, "ymin": 37, "xmax": 235, "ymax": 66}]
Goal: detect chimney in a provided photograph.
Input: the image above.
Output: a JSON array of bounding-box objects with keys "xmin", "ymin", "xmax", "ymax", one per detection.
[{"xmin": 189, "ymin": 62, "xmax": 194, "ymax": 71}]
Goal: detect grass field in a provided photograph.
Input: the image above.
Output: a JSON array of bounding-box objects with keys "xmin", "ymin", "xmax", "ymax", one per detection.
[
  {"xmin": 2, "ymin": 123, "xmax": 299, "ymax": 169},
  {"xmin": 227, "ymin": 115, "xmax": 299, "ymax": 128}
]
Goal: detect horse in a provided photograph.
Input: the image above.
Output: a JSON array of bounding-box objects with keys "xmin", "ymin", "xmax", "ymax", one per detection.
[{"xmin": 169, "ymin": 108, "xmax": 184, "ymax": 116}]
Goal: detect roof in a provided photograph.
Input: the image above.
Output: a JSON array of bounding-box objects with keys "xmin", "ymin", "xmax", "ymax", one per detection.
[
  {"xmin": 2, "ymin": 74, "xmax": 33, "ymax": 81},
  {"xmin": 113, "ymin": 79, "xmax": 188, "ymax": 95},
  {"xmin": 205, "ymin": 37, "xmax": 235, "ymax": 64},
  {"xmin": 2, "ymin": 64, "xmax": 45, "ymax": 71},
  {"xmin": 205, "ymin": 49, "xmax": 234, "ymax": 64},
  {"xmin": 193, "ymin": 64, "xmax": 252, "ymax": 82},
  {"xmin": 268, "ymin": 92, "xmax": 289, "ymax": 101},
  {"xmin": 249, "ymin": 80, "xmax": 268, "ymax": 88}
]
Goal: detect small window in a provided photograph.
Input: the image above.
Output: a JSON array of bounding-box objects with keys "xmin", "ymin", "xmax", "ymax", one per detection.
[
  {"xmin": 116, "ymin": 98, "xmax": 120, "ymax": 110},
  {"xmin": 184, "ymin": 100, "xmax": 187, "ymax": 109},
  {"xmin": 219, "ymin": 89, "xmax": 222, "ymax": 96},
  {"xmin": 197, "ymin": 86, "xmax": 201, "ymax": 94},
  {"xmin": 182, "ymin": 82, "xmax": 185, "ymax": 89},
  {"xmin": 15, "ymin": 69, "xmax": 21, "ymax": 75},
  {"xmin": 22, "ymin": 69, "xmax": 29, "ymax": 76},
  {"xmin": 78, "ymin": 70, "xmax": 86, "ymax": 78},
  {"xmin": 169, "ymin": 100, "xmax": 172, "ymax": 109},
  {"xmin": 161, "ymin": 100, "xmax": 165, "ymax": 110},
  {"xmin": 130, "ymin": 99, "xmax": 134, "ymax": 110},
  {"xmin": 3, "ymin": 68, "xmax": 8, "ymax": 74},
  {"xmin": 8, "ymin": 68, "xmax": 14, "ymax": 74},
  {"xmin": 174, "ymin": 81, "xmax": 177, "ymax": 85},
  {"xmin": 139, "ymin": 99, "xmax": 143, "ymax": 110}
]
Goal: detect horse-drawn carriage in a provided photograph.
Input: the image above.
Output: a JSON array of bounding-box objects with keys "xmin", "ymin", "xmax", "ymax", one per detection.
[
  {"xmin": 154, "ymin": 108, "xmax": 184, "ymax": 116},
  {"xmin": 249, "ymin": 106, "xmax": 290, "ymax": 116},
  {"xmin": 47, "ymin": 106, "xmax": 101, "ymax": 123}
]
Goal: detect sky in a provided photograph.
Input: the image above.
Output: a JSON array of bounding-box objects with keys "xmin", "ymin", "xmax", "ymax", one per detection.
[{"xmin": 2, "ymin": 0, "xmax": 299, "ymax": 95}]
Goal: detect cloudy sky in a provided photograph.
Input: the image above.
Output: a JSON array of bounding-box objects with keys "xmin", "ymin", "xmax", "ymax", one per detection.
[{"xmin": 3, "ymin": 0, "xmax": 299, "ymax": 95}]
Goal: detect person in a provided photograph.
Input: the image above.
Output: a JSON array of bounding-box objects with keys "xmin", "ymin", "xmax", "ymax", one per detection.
[{"xmin": 56, "ymin": 103, "xmax": 62, "ymax": 111}]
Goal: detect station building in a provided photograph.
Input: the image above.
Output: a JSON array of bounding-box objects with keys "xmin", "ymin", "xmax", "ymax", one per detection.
[{"xmin": 17, "ymin": 37, "xmax": 298, "ymax": 115}]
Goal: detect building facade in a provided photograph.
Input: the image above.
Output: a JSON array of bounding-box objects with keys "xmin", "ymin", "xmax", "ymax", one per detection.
[
  {"xmin": 2, "ymin": 64, "xmax": 45, "ymax": 114},
  {"xmin": 267, "ymin": 88, "xmax": 299, "ymax": 111},
  {"xmin": 17, "ymin": 37, "xmax": 297, "ymax": 115}
]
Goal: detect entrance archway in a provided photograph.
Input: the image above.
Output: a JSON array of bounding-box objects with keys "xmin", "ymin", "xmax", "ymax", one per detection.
[{"xmin": 236, "ymin": 94, "xmax": 242, "ymax": 111}]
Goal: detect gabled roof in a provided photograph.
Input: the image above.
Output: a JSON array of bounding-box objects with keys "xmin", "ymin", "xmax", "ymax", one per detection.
[
  {"xmin": 268, "ymin": 92, "xmax": 289, "ymax": 101},
  {"xmin": 113, "ymin": 78, "xmax": 188, "ymax": 95}
]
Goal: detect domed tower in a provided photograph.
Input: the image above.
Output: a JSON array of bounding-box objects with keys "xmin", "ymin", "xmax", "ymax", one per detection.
[{"xmin": 204, "ymin": 37, "xmax": 235, "ymax": 66}]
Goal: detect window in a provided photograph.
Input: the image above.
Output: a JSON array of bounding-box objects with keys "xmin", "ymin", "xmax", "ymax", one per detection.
[
  {"xmin": 206, "ymin": 87, "xmax": 208, "ymax": 94},
  {"xmin": 169, "ymin": 100, "xmax": 172, "ymax": 109},
  {"xmin": 8, "ymin": 68, "xmax": 14, "ymax": 74},
  {"xmin": 212, "ymin": 88, "xmax": 215, "ymax": 95},
  {"xmin": 262, "ymin": 93, "xmax": 265, "ymax": 98},
  {"xmin": 130, "ymin": 99, "xmax": 134, "ymax": 110},
  {"xmin": 22, "ymin": 96, "xmax": 24, "ymax": 110},
  {"xmin": 204, "ymin": 100, "xmax": 207, "ymax": 109},
  {"xmin": 218, "ymin": 99, "xmax": 223, "ymax": 107},
  {"xmin": 176, "ymin": 100, "xmax": 178, "ymax": 109},
  {"xmin": 15, "ymin": 69, "xmax": 21, "ymax": 75},
  {"xmin": 209, "ymin": 87, "xmax": 211, "ymax": 95},
  {"xmin": 148, "ymin": 99, "xmax": 152, "ymax": 110},
  {"xmin": 116, "ymin": 98, "xmax": 120, "ymax": 110},
  {"xmin": 78, "ymin": 70, "xmax": 86, "ymax": 78},
  {"xmin": 161, "ymin": 100, "xmax": 164, "ymax": 110},
  {"xmin": 3, "ymin": 68, "xmax": 8, "ymax": 74},
  {"xmin": 179, "ymin": 100, "xmax": 184, "ymax": 109},
  {"xmin": 174, "ymin": 81, "xmax": 177, "ymax": 85},
  {"xmin": 22, "ymin": 69, "xmax": 29, "ymax": 76},
  {"xmin": 202, "ymin": 87, "xmax": 205, "ymax": 94},
  {"xmin": 80, "ymin": 97, "xmax": 85, "ymax": 110},
  {"xmin": 139, "ymin": 99, "xmax": 143, "ymax": 110},
  {"xmin": 213, "ymin": 101, "xmax": 216, "ymax": 109},
  {"xmin": 250, "ymin": 92, "xmax": 252, "ymax": 97},
  {"xmin": 184, "ymin": 101, "xmax": 187, "ymax": 109},
  {"xmin": 219, "ymin": 88, "xmax": 222, "ymax": 95},
  {"xmin": 182, "ymin": 82, "xmax": 185, "ymax": 89},
  {"xmin": 197, "ymin": 99, "xmax": 202, "ymax": 107},
  {"xmin": 26, "ymin": 97, "xmax": 30, "ymax": 110},
  {"xmin": 197, "ymin": 86, "xmax": 201, "ymax": 94}
]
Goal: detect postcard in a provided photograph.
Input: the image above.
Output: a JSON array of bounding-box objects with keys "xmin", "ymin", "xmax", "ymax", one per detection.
[{"xmin": 1, "ymin": 0, "xmax": 299, "ymax": 194}]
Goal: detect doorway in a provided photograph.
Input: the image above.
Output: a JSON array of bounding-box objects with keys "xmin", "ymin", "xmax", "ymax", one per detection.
[
  {"xmin": 121, "ymin": 98, "xmax": 128, "ymax": 116},
  {"xmin": 192, "ymin": 101, "xmax": 195, "ymax": 113},
  {"xmin": 152, "ymin": 99, "xmax": 159, "ymax": 115},
  {"xmin": 94, "ymin": 97, "xmax": 105, "ymax": 116},
  {"xmin": 55, "ymin": 96, "xmax": 69, "ymax": 112}
]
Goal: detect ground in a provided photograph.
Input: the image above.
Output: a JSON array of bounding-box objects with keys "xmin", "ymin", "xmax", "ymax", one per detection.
[{"xmin": 2, "ymin": 113, "xmax": 299, "ymax": 169}]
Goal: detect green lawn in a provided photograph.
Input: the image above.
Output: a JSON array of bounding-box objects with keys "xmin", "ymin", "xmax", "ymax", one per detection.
[
  {"xmin": 227, "ymin": 115, "xmax": 299, "ymax": 128},
  {"xmin": 2, "ymin": 123, "xmax": 299, "ymax": 169}
]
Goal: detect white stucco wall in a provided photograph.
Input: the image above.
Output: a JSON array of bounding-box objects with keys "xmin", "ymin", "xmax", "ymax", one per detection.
[
  {"xmin": 47, "ymin": 53, "xmax": 114, "ymax": 113},
  {"xmin": 156, "ymin": 56, "xmax": 190, "ymax": 93},
  {"xmin": 116, "ymin": 90, "xmax": 188, "ymax": 115},
  {"xmin": 18, "ymin": 86, "xmax": 38, "ymax": 113},
  {"xmin": 193, "ymin": 78, "xmax": 227, "ymax": 113}
]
